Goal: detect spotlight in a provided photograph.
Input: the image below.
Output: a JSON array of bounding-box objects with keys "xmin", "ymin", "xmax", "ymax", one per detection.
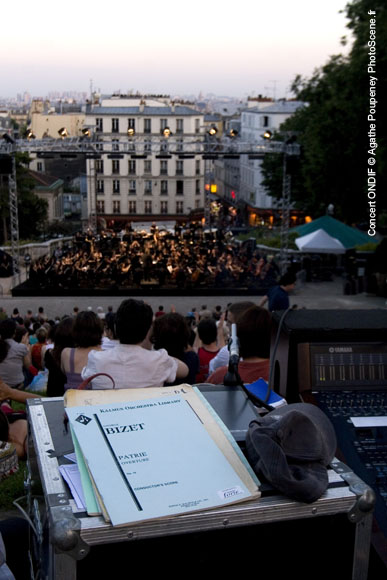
[
  {"xmin": 127, "ymin": 127, "xmax": 135, "ymax": 137},
  {"xmin": 262, "ymin": 130, "xmax": 273, "ymax": 140},
  {"xmin": 58, "ymin": 127, "xmax": 69, "ymax": 138},
  {"xmin": 228, "ymin": 129, "xmax": 238, "ymax": 138},
  {"xmin": 208, "ymin": 125, "xmax": 218, "ymax": 136},
  {"xmin": 26, "ymin": 129, "xmax": 36, "ymax": 140},
  {"xmin": 162, "ymin": 127, "xmax": 172, "ymax": 138},
  {"xmin": 2, "ymin": 133, "xmax": 15, "ymax": 144},
  {"xmin": 82, "ymin": 128, "xmax": 91, "ymax": 137}
]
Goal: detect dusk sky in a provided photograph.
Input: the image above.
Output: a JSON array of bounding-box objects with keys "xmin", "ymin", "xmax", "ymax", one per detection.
[{"xmin": 2, "ymin": 0, "xmax": 351, "ymax": 99}]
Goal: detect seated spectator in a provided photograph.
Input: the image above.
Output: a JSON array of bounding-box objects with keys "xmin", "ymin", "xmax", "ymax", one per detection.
[
  {"xmin": 195, "ymin": 317, "xmax": 225, "ymax": 383},
  {"xmin": 101, "ymin": 314, "xmax": 119, "ymax": 350},
  {"xmin": 0, "ymin": 320, "xmax": 31, "ymax": 389},
  {"xmin": 152, "ymin": 313, "xmax": 199, "ymax": 385},
  {"xmin": 81, "ymin": 299, "xmax": 188, "ymax": 389},
  {"xmin": 31, "ymin": 327, "xmax": 47, "ymax": 371},
  {"xmin": 207, "ymin": 306, "xmax": 271, "ymax": 385},
  {"xmin": 0, "ymin": 381, "xmax": 41, "ymax": 458},
  {"xmin": 45, "ymin": 317, "xmax": 75, "ymax": 397},
  {"xmin": 11, "ymin": 309, "xmax": 23, "ymax": 325},
  {"xmin": 61, "ymin": 311, "xmax": 103, "ymax": 391},
  {"xmin": 209, "ymin": 301, "xmax": 255, "ymax": 375}
]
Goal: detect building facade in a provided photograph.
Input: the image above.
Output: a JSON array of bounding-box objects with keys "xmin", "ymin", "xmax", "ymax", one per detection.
[
  {"xmin": 240, "ymin": 100, "xmax": 305, "ymax": 210},
  {"xmin": 84, "ymin": 96, "xmax": 205, "ymax": 227}
]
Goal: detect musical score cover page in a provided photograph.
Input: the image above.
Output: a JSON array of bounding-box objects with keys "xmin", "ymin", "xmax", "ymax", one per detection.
[{"xmin": 66, "ymin": 394, "xmax": 259, "ymax": 526}]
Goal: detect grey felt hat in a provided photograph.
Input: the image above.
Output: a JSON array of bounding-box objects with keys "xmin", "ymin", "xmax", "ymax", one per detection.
[{"xmin": 246, "ymin": 403, "xmax": 337, "ymax": 503}]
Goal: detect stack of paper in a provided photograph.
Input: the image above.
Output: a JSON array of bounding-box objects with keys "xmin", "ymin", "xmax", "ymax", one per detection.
[{"xmin": 64, "ymin": 384, "xmax": 260, "ymax": 526}]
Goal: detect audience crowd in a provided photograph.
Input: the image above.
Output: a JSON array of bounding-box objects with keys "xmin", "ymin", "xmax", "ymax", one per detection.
[{"xmin": 0, "ymin": 297, "xmax": 274, "ymax": 578}]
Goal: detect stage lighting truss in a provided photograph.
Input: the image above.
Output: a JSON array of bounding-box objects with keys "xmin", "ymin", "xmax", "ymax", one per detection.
[{"xmin": 0, "ymin": 135, "xmax": 299, "ymax": 158}]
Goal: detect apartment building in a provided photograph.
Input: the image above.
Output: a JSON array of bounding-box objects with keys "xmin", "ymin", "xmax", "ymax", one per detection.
[
  {"xmin": 84, "ymin": 95, "xmax": 205, "ymax": 225},
  {"xmin": 240, "ymin": 100, "xmax": 304, "ymax": 209}
]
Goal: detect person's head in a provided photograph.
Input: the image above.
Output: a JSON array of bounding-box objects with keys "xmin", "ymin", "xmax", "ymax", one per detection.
[
  {"xmin": 36, "ymin": 327, "xmax": 48, "ymax": 344},
  {"xmin": 197, "ymin": 318, "xmax": 217, "ymax": 346},
  {"xmin": 152, "ymin": 313, "xmax": 190, "ymax": 359},
  {"xmin": 0, "ymin": 319, "xmax": 17, "ymax": 340},
  {"xmin": 237, "ymin": 306, "xmax": 272, "ymax": 359},
  {"xmin": 72, "ymin": 311, "xmax": 103, "ymax": 348},
  {"xmin": 226, "ymin": 301, "xmax": 255, "ymax": 325},
  {"xmin": 279, "ymin": 272, "xmax": 297, "ymax": 291},
  {"xmin": 51, "ymin": 317, "xmax": 75, "ymax": 364},
  {"xmin": 116, "ymin": 299, "xmax": 153, "ymax": 345},
  {"xmin": 14, "ymin": 325, "xmax": 28, "ymax": 343},
  {"xmin": 104, "ymin": 313, "xmax": 117, "ymax": 340}
]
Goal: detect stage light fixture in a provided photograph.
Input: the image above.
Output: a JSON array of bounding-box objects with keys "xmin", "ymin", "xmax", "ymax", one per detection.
[
  {"xmin": 162, "ymin": 127, "xmax": 172, "ymax": 138},
  {"xmin": 262, "ymin": 130, "xmax": 273, "ymax": 140},
  {"xmin": 127, "ymin": 127, "xmax": 135, "ymax": 137},
  {"xmin": 26, "ymin": 129, "xmax": 36, "ymax": 140},
  {"xmin": 229, "ymin": 129, "xmax": 238, "ymax": 138},
  {"xmin": 58, "ymin": 127, "xmax": 69, "ymax": 138},
  {"xmin": 208, "ymin": 125, "xmax": 218, "ymax": 136},
  {"xmin": 82, "ymin": 128, "xmax": 91, "ymax": 137},
  {"xmin": 2, "ymin": 133, "xmax": 15, "ymax": 144}
]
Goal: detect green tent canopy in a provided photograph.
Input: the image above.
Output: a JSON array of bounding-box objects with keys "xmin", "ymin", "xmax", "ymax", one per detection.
[{"xmin": 290, "ymin": 216, "xmax": 375, "ymax": 249}]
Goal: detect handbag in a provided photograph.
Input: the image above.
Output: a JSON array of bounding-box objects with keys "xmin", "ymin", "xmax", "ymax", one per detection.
[{"xmin": 76, "ymin": 373, "xmax": 116, "ymax": 390}]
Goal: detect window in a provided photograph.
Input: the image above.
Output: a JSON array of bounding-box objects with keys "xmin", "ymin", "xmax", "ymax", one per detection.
[
  {"xmin": 160, "ymin": 140, "xmax": 169, "ymax": 153},
  {"xmin": 176, "ymin": 160, "xmax": 184, "ymax": 175},
  {"xmin": 144, "ymin": 200, "xmax": 152, "ymax": 214},
  {"xmin": 128, "ymin": 118, "xmax": 135, "ymax": 131},
  {"xmin": 160, "ymin": 160, "xmax": 168, "ymax": 175},
  {"xmin": 261, "ymin": 115, "xmax": 270, "ymax": 128},
  {"xmin": 195, "ymin": 118, "xmax": 200, "ymax": 134},
  {"xmin": 113, "ymin": 200, "xmax": 121, "ymax": 214},
  {"xmin": 176, "ymin": 119, "xmax": 184, "ymax": 134},
  {"xmin": 144, "ymin": 160, "xmax": 152, "ymax": 174},
  {"xmin": 96, "ymin": 118, "xmax": 103, "ymax": 132},
  {"xmin": 176, "ymin": 139, "xmax": 183, "ymax": 152},
  {"xmin": 128, "ymin": 141, "xmax": 136, "ymax": 152},
  {"xmin": 129, "ymin": 180, "xmax": 136, "ymax": 195},
  {"xmin": 112, "ymin": 160, "xmax": 120, "ymax": 174},
  {"xmin": 128, "ymin": 160, "xmax": 136, "ymax": 175},
  {"xmin": 195, "ymin": 199, "xmax": 201, "ymax": 209},
  {"xmin": 97, "ymin": 180, "xmax": 104, "ymax": 193},
  {"xmin": 176, "ymin": 201, "xmax": 184, "ymax": 214},
  {"xmin": 144, "ymin": 180, "xmax": 152, "ymax": 195},
  {"xmin": 37, "ymin": 162, "xmax": 43, "ymax": 172},
  {"xmin": 160, "ymin": 180, "xmax": 168, "ymax": 195},
  {"xmin": 195, "ymin": 160, "xmax": 200, "ymax": 175},
  {"xmin": 112, "ymin": 139, "xmax": 120, "ymax": 152},
  {"xmin": 176, "ymin": 180, "xmax": 184, "ymax": 195},
  {"xmin": 129, "ymin": 200, "xmax": 137, "ymax": 214},
  {"xmin": 112, "ymin": 118, "xmax": 119, "ymax": 133},
  {"xmin": 96, "ymin": 200, "xmax": 105, "ymax": 213},
  {"xmin": 113, "ymin": 180, "xmax": 120, "ymax": 194},
  {"xmin": 144, "ymin": 118, "xmax": 151, "ymax": 134},
  {"xmin": 144, "ymin": 139, "xmax": 152, "ymax": 152},
  {"xmin": 95, "ymin": 139, "xmax": 103, "ymax": 151},
  {"xmin": 160, "ymin": 118, "xmax": 168, "ymax": 131},
  {"xmin": 160, "ymin": 201, "xmax": 168, "ymax": 214},
  {"xmin": 195, "ymin": 179, "xmax": 200, "ymax": 194},
  {"xmin": 95, "ymin": 160, "xmax": 104, "ymax": 173}
]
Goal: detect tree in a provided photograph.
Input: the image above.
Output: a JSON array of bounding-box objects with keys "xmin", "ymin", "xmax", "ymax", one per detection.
[{"xmin": 261, "ymin": 0, "xmax": 387, "ymax": 225}]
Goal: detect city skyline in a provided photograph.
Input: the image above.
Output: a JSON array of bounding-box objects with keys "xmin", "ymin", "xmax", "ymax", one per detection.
[{"xmin": 2, "ymin": 0, "xmax": 350, "ymax": 100}]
